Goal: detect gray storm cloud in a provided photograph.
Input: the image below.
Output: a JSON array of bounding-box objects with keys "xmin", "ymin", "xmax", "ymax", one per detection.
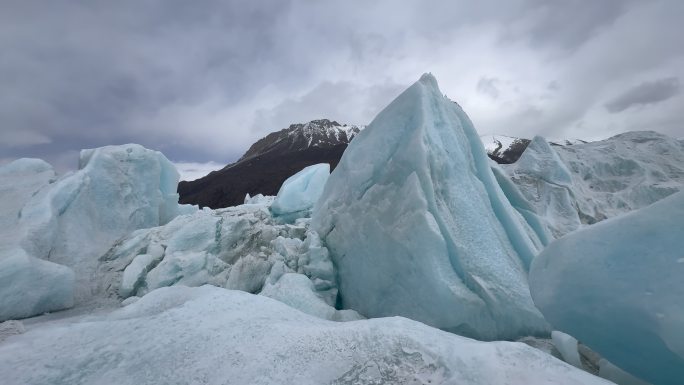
[
  {"xmin": 605, "ymin": 77, "xmax": 680, "ymax": 113},
  {"xmin": 1, "ymin": 0, "xmax": 683, "ymax": 170}
]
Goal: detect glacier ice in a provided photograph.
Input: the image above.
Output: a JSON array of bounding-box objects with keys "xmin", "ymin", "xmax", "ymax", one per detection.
[
  {"xmin": 0, "ymin": 145, "xmax": 194, "ymax": 320},
  {"xmin": 270, "ymin": 163, "xmax": 330, "ymax": 222},
  {"xmin": 260, "ymin": 272, "xmax": 363, "ymax": 321},
  {"xmin": 0, "ymin": 249, "xmax": 75, "ymax": 322},
  {"xmin": 551, "ymin": 330, "xmax": 582, "ymax": 369},
  {"xmin": 244, "ymin": 193, "xmax": 275, "ymax": 205},
  {"xmin": 0, "ymin": 159, "xmax": 76, "ymax": 321},
  {"xmin": 312, "ymin": 74, "xmax": 549, "ymax": 340},
  {"xmin": 17, "ymin": 144, "xmax": 195, "ymax": 303},
  {"xmin": 0, "ymin": 285, "xmax": 612, "ymax": 385},
  {"xmin": 530, "ymin": 191, "xmax": 684, "ymax": 385},
  {"xmin": 98, "ymin": 199, "xmax": 342, "ymax": 320},
  {"xmin": 507, "ymin": 136, "xmax": 581, "ymax": 238},
  {"xmin": 505, "ymin": 131, "xmax": 684, "ymax": 237}
]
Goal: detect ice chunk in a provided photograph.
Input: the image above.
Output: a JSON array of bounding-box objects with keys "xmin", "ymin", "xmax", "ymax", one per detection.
[
  {"xmin": 260, "ymin": 273, "xmax": 363, "ymax": 321},
  {"xmin": 0, "ymin": 285, "xmax": 612, "ymax": 384},
  {"xmin": 0, "ymin": 160, "xmax": 76, "ymax": 321},
  {"xmin": 243, "ymin": 193, "xmax": 275, "ymax": 205},
  {"xmin": 119, "ymin": 254, "xmax": 159, "ymax": 298},
  {"xmin": 270, "ymin": 163, "xmax": 329, "ymax": 222},
  {"xmin": 15, "ymin": 144, "xmax": 193, "ymax": 303},
  {"xmin": 313, "ymin": 74, "xmax": 548, "ymax": 340},
  {"xmin": 0, "ymin": 249, "xmax": 74, "ymax": 322},
  {"xmin": 530, "ymin": 191, "xmax": 684, "ymax": 385},
  {"xmin": 551, "ymin": 331, "xmax": 582, "ymax": 369},
  {"xmin": 99, "ymin": 203, "xmax": 339, "ymax": 314},
  {"xmin": 0, "ymin": 159, "xmax": 56, "ymax": 250}
]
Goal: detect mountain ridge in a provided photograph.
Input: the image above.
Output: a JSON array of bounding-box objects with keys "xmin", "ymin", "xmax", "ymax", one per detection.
[{"xmin": 178, "ymin": 119, "xmax": 362, "ymax": 208}]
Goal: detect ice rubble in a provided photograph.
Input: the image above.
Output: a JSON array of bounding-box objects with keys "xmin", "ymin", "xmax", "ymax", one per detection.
[
  {"xmin": 270, "ymin": 163, "xmax": 330, "ymax": 222},
  {"xmin": 505, "ymin": 132, "xmax": 684, "ymax": 237},
  {"xmin": 530, "ymin": 191, "xmax": 684, "ymax": 385},
  {"xmin": 98, "ymin": 200, "xmax": 345, "ymax": 321},
  {"xmin": 313, "ymin": 74, "xmax": 549, "ymax": 340},
  {"xmin": 0, "ymin": 145, "xmax": 194, "ymax": 320},
  {"xmin": 0, "ymin": 285, "xmax": 612, "ymax": 385}
]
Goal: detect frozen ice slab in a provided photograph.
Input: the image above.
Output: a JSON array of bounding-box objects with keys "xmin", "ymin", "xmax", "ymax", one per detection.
[
  {"xmin": 552, "ymin": 331, "xmax": 582, "ymax": 369},
  {"xmin": 270, "ymin": 163, "xmax": 330, "ymax": 223},
  {"xmin": 0, "ymin": 159, "xmax": 75, "ymax": 320},
  {"xmin": 16, "ymin": 144, "xmax": 193, "ymax": 303},
  {"xmin": 530, "ymin": 191, "xmax": 684, "ymax": 385},
  {"xmin": 313, "ymin": 74, "xmax": 548, "ymax": 340},
  {"xmin": 0, "ymin": 249, "xmax": 74, "ymax": 321},
  {"xmin": 0, "ymin": 285, "xmax": 612, "ymax": 385},
  {"xmin": 260, "ymin": 272, "xmax": 362, "ymax": 321}
]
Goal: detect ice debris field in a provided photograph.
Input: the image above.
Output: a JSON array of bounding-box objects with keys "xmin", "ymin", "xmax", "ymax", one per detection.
[{"xmin": 1, "ymin": 74, "xmax": 683, "ymax": 385}]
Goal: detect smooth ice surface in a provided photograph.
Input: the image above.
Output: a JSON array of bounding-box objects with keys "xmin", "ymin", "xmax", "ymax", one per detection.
[
  {"xmin": 505, "ymin": 131, "xmax": 684, "ymax": 237},
  {"xmin": 552, "ymin": 331, "xmax": 582, "ymax": 369},
  {"xmin": 15, "ymin": 144, "xmax": 193, "ymax": 303},
  {"xmin": 599, "ymin": 359, "xmax": 651, "ymax": 385},
  {"xmin": 530, "ymin": 191, "xmax": 684, "ymax": 385},
  {"xmin": 0, "ymin": 249, "xmax": 75, "ymax": 321},
  {"xmin": 0, "ymin": 159, "xmax": 76, "ymax": 320},
  {"xmin": 270, "ymin": 163, "xmax": 330, "ymax": 222},
  {"xmin": 0, "ymin": 285, "xmax": 612, "ymax": 385},
  {"xmin": 313, "ymin": 74, "xmax": 548, "ymax": 340}
]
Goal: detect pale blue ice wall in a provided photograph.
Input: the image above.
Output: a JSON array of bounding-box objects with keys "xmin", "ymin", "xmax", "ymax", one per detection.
[
  {"xmin": 313, "ymin": 74, "xmax": 548, "ymax": 340},
  {"xmin": 530, "ymin": 191, "xmax": 684, "ymax": 385}
]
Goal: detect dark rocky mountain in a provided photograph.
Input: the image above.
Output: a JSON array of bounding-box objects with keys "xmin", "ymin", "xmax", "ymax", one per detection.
[
  {"xmin": 481, "ymin": 135, "xmax": 589, "ymax": 164},
  {"xmin": 178, "ymin": 119, "xmax": 362, "ymax": 208},
  {"xmin": 480, "ymin": 135, "xmax": 532, "ymax": 164}
]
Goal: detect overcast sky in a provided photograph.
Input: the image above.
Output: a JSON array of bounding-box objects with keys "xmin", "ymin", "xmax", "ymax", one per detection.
[{"xmin": 1, "ymin": 0, "xmax": 683, "ymax": 173}]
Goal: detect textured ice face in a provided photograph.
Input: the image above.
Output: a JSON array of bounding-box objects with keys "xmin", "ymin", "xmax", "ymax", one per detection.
[
  {"xmin": 0, "ymin": 285, "xmax": 612, "ymax": 385},
  {"xmin": 98, "ymin": 200, "xmax": 342, "ymax": 320},
  {"xmin": 313, "ymin": 74, "xmax": 549, "ymax": 340},
  {"xmin": 530, "ymin": 191, "xmax": 684, "ymax": 385},
  {"xmin": 270, "ymin": 163, "xmax": 330, "ymax": 223},
  {"xmin": 0, "ymin": 159, "xmax": 74, "ymax": 321},
  {"xmin": 0, "ymin": 145, "xmax": 194, "ymax": 316},
  {"xmin": 505, "ymin": 131, "xmax": 684, "ymax": 238},
  {"xmin": 506, "ymin": 136, "xmax": 582, "ymax": 238}
]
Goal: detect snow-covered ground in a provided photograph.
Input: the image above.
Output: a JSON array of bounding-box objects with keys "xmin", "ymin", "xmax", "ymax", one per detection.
[{"xmin": 0, "ymin": 285, "xmax": 612, "ymax": 385}]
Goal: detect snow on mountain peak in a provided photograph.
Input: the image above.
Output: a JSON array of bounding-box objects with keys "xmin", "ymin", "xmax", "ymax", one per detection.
[{"xmin": 239, "ymin": 119, "xmax": 364, "ymax": 162}]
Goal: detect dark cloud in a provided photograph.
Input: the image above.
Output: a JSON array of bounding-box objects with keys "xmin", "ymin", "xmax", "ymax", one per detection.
[
  {"xmin": 510, "ymin": 0, "xmax": 636, "ymax": 51},
  {"xmin": 1, "ymin": 0, "xmax": 683, "ymax": 169},
  {"xmin": 605, "ymin": 77, "xmax": 680, "ymax": 113}
]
